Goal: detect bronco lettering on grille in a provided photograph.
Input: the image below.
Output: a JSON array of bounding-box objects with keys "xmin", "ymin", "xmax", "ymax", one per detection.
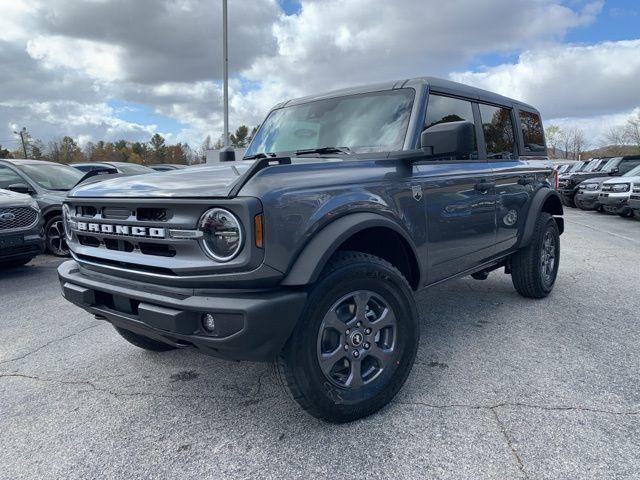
[{"xmin": 76, "ymin": 222, "xmax": 166, "ymax": 238}]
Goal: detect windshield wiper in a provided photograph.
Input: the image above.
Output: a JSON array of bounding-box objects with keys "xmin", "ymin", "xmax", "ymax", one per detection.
[
  {"xmin": 243, "ymin": 152, "xmax": 277, "ymax": 160},
  {"xmin": 293, "ymin": 146, "xmax": 352, "ymax": 156}
]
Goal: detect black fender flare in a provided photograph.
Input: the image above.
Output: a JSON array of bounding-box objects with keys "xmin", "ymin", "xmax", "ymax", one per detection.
[
  {"xmin": 280, "ymin": 212, "xmax": 421, "ymax": 287},
  {"xmin": 518, "ymin": 188, "xmax": 564, "ymax": 248}
]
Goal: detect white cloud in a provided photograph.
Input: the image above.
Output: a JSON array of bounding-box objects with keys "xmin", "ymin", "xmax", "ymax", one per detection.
[
  {"xmin": 450, "ymin": 39, "xmax": 640, "ymax": 119},
  {"xmin": 26, "ymin": 36, "xmax": 124, "ymax": 81}
]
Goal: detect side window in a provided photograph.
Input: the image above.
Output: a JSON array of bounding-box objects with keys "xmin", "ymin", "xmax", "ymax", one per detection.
[
  {"xmin": 619, "ymin": 159, "xmax": 640, "ymax": 174},
  {"xmin": 424, "ymin": 94, "xmax": 478, "ymax": 160},
  {"xmin": 479, "ymin": 104, "xmax": 516, "ymax": 159},
  {"xmin": 0, "ymin": 166, "xmax": 25, "ymax": 189},
  {"xmin": 519, "ymin": 111, "xmax": 546, "ymax": 154}
]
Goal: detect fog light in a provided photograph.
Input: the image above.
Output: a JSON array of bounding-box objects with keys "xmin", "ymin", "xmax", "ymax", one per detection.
[{"xmin": 202, "ymin": 313, "xmax": 216, "ymax": 333}]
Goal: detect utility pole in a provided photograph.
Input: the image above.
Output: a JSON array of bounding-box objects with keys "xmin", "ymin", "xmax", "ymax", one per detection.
[
  {"xmin": 223, "ymin": 0, "xmax": 229, "ymax": 148},
  {"xmin": 14, "ymin": 128, "xmax": 28, "ymax": 158},
  {"xmin": 219, "ymin": 0, "xmax": 235, "ymax": 161}
]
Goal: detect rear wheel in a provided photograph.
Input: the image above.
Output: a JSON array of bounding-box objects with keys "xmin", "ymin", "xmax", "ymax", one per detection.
[
  {"xmin": 277, "ymin": 251, "xmax": 419, "ymax": 423},
  {"xmin": 575, "ymin": 198, "xmax": 591, "ymax": 210},
  {"xmin": 511, "ymin": 212, "xmax": 560, "ymax": 299},
  {"xmin": 114, "ymin": 327, "xmax": 177, "ymax": 352}
]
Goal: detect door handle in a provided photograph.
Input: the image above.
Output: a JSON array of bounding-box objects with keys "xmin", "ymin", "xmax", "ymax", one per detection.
[{"xmin": 475, "ymin": 181, "xmax": 495, "ymax": 193}]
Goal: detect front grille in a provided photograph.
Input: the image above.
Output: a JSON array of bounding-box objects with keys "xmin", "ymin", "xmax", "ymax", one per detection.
[
  {"xmin": 601, "ymin": 185, "xmax": 613, "ymax": 192},
  {"xmin": 137, "ymin": 208, "xmax": 168, "ymax": 222},
  {"xmin": 0, "ymin": 207, "xmax": 38, "ymax": 231}
]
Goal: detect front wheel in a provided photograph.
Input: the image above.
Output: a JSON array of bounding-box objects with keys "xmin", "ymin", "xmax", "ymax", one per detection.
[
  {"xmin": 277, "ymin": 251, "xmax": 419, "ymax": 423},
  {"xmin": 45, "ymin": 215, "xmax": 69, "ymax": 257},
  {"xmin": 510, "ymin": 212, "xmax": 560, "ymax": 299}
]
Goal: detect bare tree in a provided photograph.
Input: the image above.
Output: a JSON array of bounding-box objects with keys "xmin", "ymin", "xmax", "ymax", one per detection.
[
  {"xmin": 603, "ymin": 125, "xmax": 627, "ymax": 156},
  {"xmin": 558, "ymin": 128, "xmax": 574, "ymax": 159},
  {"xmin": 544, "ymin": 124, "xmax": 561, "ymax": 158},
  {"xmin": 625, "ymin": 111, "xmax": 640, "ymax": 153},
  {"xmin": 571, "ymin": 128, "xmax": 586, "ymax": 160}
]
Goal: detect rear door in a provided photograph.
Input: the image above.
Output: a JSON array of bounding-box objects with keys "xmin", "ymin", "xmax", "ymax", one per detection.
[
  {"xmin": 482, "ymin": 105, "xmax": 538, "ymax": 252},
  {"xmin": 412, "ymin": 93, "xmax": 498, "ymax": 283}
]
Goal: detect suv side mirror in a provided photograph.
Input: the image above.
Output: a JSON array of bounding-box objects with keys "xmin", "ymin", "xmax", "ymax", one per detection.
[
  {"xmin": 420, "ymin": 121, "xmax": 475, "ymax": 158},
  {"xmin": 7, "ymin": 183, "xmax": 34, "ymax": 195},
  {"xmin": 609, "ymin": 167, "xmax": 619, "ymax": 175}
]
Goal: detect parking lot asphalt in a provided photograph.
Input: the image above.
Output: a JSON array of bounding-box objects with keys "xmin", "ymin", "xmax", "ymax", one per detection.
[{"xmin": 1, "ymin": 209, "xmax": 639, "ymax": 480}]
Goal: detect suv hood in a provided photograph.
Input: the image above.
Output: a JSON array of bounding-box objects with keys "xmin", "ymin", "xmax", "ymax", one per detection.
[
  {"xmin": 578, "ymin": 176, "xmax": 611, "ymax": 187},
  {"xmin": 69, "ymin": 163, "xmax": 253, "ymax": 198},
  {"xmin": 561, "ymin": 171, "xmax": 612, "ymax": 184},
  {"xmin": 0, "ymin": 188, "xmax": 37, "ymax": 207},
  {"xmin": 603, "ymin": 175, "xmax": 640, "ymax": 185}
]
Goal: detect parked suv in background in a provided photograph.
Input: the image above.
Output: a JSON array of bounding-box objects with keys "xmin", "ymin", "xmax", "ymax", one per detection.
[
  {"xmin": 58, "ymin": 77, "xmax": 563, "ymax": 422},
  {"xmin": 558, "ymin": 158, "xmax": 613, "ymax": 207},
  {"xmin": 561, "ymin": 156, "xmax": 640, "ymax": 208},
  {"xmin": 599, "ymin": 165, "xmax": 640, "ymax": 217},
  {"xmin": 0, "ymin": 189, "xmax": 44, "ymax": 267},
  {"xmin": 0, "ymin": 159, "xmax": 84, "ymax": 256}
]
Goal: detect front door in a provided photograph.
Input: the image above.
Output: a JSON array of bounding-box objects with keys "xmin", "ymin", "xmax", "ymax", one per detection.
[{"xmin": 413, "ymin": 93, "xmax": 497, "ymax": 284}]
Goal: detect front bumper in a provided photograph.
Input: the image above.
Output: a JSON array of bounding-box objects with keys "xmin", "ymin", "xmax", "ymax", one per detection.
[
  {"xmin": 599, "ymin": 193, "xmax": 630, "ymax": 214},
  {"xmin": 574, "ymin": 191, "xmax": 601, "ymax": 209},
  {"xmin": 0, "ymin": 230, "xmax": 45, "ymax": 262},
  {"xmin": 58, "ymin": 260, "xmax": 307, "ymax": 361}
]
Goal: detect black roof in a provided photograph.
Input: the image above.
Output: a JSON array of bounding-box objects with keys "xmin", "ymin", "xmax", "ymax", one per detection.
[{"xmin": 279, "ymin": 76, "xmax": 538, "ymax": 112}]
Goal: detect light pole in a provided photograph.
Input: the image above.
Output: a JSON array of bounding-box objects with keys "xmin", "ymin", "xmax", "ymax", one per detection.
[
  {"xmin": 219, "ymin": 0, "xmax": 235, "ymax": 162},
  {"xmin": 14, "ymin": 128, "xmax": 28, "ymax": 159}
]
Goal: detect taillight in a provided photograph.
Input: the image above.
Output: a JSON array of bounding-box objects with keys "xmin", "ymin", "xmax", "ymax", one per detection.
[{"xmin": 553, "ymin": 169, "xmax": 559, "ymax": 191}]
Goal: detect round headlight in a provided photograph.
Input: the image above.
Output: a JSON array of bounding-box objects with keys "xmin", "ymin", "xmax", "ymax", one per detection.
[{"xmin": 199, "ymin": 208, "xmax": 243, "ymax": 262}]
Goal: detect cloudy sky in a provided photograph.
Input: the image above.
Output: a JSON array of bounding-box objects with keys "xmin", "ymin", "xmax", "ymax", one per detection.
[{"xmin": 1, "ymin": 0, "xmax": 639, "ymax": 151}]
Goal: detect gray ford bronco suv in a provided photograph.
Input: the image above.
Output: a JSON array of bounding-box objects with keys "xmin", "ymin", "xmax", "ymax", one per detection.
[{"xmin": 58, "ymin": 77, "xmax": 564, "ymax": 422}]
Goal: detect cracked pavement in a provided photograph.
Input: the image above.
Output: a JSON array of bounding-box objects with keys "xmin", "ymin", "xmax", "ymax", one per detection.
[{"xmin": 1, "ymin": 209, "xmax": 639, "ymax": 479}]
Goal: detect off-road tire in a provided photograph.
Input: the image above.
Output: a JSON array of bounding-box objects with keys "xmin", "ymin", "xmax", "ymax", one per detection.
[
  {"xmin": 575, "ymin": 198, "xmax": 591, "ymax": 211},
  {"xmin": 114, "ymin": 326, "xmax": 177, "ymax": 352},
  {"xmin": 276, "ymin": 251, "xmax": 419, "ymax": 423},
  {"xmin": 562, "ymin": 195, "xmax": 576, "ymax": 208},
  {"xmin": 511, "ymin": 212, "xmax": 560, "ymax": 299}
]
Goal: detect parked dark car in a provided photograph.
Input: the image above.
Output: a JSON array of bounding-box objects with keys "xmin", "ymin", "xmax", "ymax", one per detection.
[
  {"xmin": 71, "ymin": 162, "xmax": 155, "ymax": 175},
  {"xmin": 58, "ymin": 76, "xmax": 563, "ymax": 422},
  {"xmin": 0, "ymin": 159, "xmax": 85, "ymax": 256},
  {"xmin": 0, "ymin": 189, "xmax": 45, "ymax": 267},
  {"xmin": 558, "ymin": 157, "xmax": 639, "ymax": 207},
  {"xmin": 148, "ymin": 164, "xmax": 188, "ymax": 172}
]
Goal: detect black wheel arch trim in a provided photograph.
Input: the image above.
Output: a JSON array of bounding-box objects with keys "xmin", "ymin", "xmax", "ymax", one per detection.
[
  {"xmin": 518, "ymin": 188, "xmax": 564, "ymax": 248},
  {"xmin": 280, "ymin": 212, "xmax": 422, "ymax": 287}
]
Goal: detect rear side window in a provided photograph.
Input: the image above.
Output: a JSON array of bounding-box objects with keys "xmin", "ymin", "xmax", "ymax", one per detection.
[
  {"xmin": 424, "ymin": 94, "xmax": 478, "ymax": 160},
  {"xmin": 519, "ymin": 111, "xmax": 546, "ymax": 154},
  {"xmin": 479, "ymin": 104, "xmax": 516, "ymax": 159}
]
